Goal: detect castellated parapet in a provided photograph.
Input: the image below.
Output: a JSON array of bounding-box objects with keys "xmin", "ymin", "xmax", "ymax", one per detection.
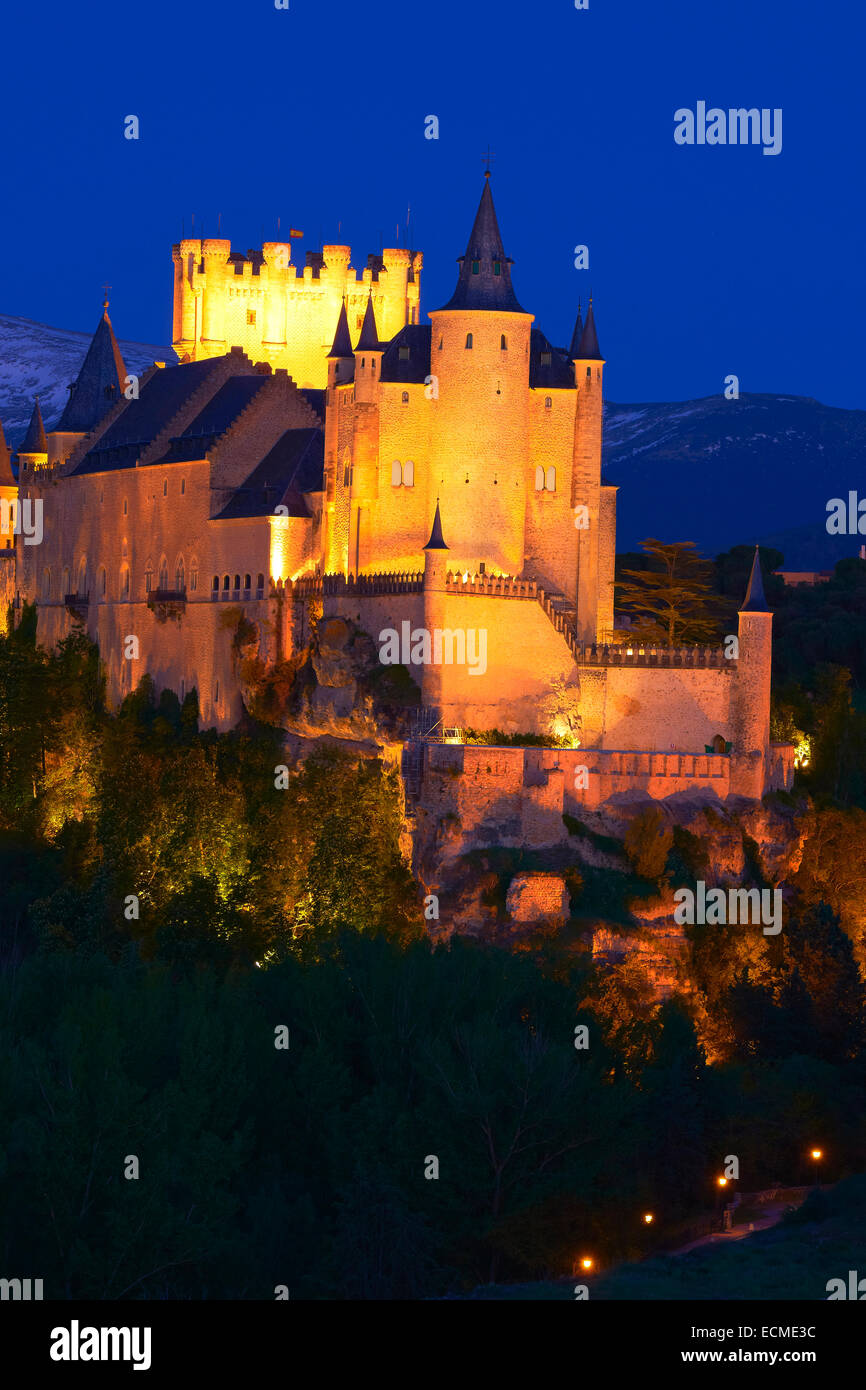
[{"xmin": 172, "ymin": 236, "xmax": 421, "ymax": 389}]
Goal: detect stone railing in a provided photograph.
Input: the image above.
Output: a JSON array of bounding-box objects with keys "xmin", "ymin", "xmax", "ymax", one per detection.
[
  {"xmin": 292, "ymin": 571, "xmax": 423, "ymax": 597},
  {"xmin": 444, "ymin": 571, "xmax": 539, "ymax": 598}
]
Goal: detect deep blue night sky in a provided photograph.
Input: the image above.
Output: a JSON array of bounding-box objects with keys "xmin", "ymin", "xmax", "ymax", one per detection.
[{"xmin": 4, "ymin": 0, "xmax": 863, "ymax": 408}]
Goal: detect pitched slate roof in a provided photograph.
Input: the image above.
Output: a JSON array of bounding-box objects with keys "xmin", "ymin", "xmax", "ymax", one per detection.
[
  {"xmin": 355, "ymin": 294, "xmax": 381, "ymax": 351},
  {"xmin": 740, "ymin": 545, "xmax": 769, "ymax": 613},
  {"xmin": 435, "ymin": 176, "xmax": 527, "ymax": 314},
  {"xmin": 214, "ymin": 428, "xmax": 324, "ymax": 520},
  {"xmin": 424, "ymin": 500, "xmax": 448, "ymax": 550},
  {"xmin": 0, "ymin": 420, "xmax": 15, "ymax": 486},
  {"xmin": 153, "ymin": 376, "xmax": 269, "ymax": 464},
  {"xmin": 54, "ymin": 306, "xmax": 128, "ymax": 432},
  {"xmin": 300, "ymin": 387, "xmax": 326, "ymax": 420},
  {"xmin": 327, "ymin": 300, "xmax": 354, "ymax": 358},
  {"xmin": 380, "ymin": 325, "xmax": 432, "ymax": 384},
  {"xmin": 529, "ymin": 329, "xmax": 576, "ymax": 390},
  {"xmin": 568, "ymin": 303, "xmax": 584, "ymax": 359},
  {"xmin": 573, "ymin": 299, "xmax": 603, "ymax": 360},
  {"xmin": 19, "ymin": 398, "xmax": 48, "ymax": 455},
  {"xmin": 73, "ymin": 359, "xmax": 217, "ymax": 473}
]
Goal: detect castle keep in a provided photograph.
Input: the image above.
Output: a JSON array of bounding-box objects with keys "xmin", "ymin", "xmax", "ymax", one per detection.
[{"xmin": 4, "ymin": 177, "xmax": 793, "ymax": 804}]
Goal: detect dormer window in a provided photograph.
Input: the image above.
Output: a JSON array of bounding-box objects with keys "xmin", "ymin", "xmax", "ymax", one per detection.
[
  {"xmin": 399, "ymin": 345, "xmax": 410, "ymax": 361},
  {"xmin": 471, "ymin": 260, "xmax": 480, "ymax": 274},
  {"xmin": 540, "ymin": 352, "xmax": 552, "ymax": 366},
  {"xmin": 493, "ymin": 260, "xmax": 502, "ymax": 276}
]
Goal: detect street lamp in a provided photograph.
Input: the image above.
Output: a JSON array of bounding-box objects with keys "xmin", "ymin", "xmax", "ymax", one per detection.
[
  {"xmin": 580, "ymin": 1257, "xmax": 594, "ymax": 1272},
  {"xmin": 810, "ymin": 1148, "xmax": 823, "ymax": 1187}
]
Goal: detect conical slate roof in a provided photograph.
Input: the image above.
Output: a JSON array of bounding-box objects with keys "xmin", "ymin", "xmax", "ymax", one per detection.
[
  {"xmin": 424, "ymin": 499, "xmax": 448, "ymax": 550},
  {"xmin": 0, "ymin": 420, "xmax": 14, "ymax": 486},
  {"xmin": 740, "ymin": 545, "xmax": 769, "ymax": 613},
  {"xmin": 55, "ymin": 305, "xmax": 128, "ymax": 432},
  {"xmin": 19, "ymin": 398, "xmax": 47, "ymax": 455},
  {"xmin": 435, "ymin": 176, "xmax": 527, "ymax": 314},
  {"xmin": 327, "ymin": 299, "xmax": 354, "ymax": 358},
  {"xmin": 568, "ymin": 302, "xmax": 584, "ymax": 359},
  {"xmin": 355, "ymin": 293, "xmax": 381, "ymax": 352},
  {"xmin": 573, "ymin": 298, "xmax": 602, "ymax": 360}
]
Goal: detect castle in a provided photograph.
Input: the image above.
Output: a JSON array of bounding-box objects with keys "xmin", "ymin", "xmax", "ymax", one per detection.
[{"xmin": 3, "ymin": 176, "xmax": 794, "ymax": 804}]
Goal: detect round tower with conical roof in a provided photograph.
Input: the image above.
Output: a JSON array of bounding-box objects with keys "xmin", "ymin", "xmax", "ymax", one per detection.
[
  {"xmin": 730, "ymin": 546, "xmax": 774, "ymax": 798},
  {"xmin": 428, "ymin": 176, "xmax": 534, "ymax": 577}
]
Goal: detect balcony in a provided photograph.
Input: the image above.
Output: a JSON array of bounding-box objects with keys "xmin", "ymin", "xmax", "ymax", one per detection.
[
  {"xmin": 64, "ymin": 592, "xmax": 89, "ymax": 618},
  {"xmin": 147, "ymin": 588, "xmax": 187, "ymax": 622}
]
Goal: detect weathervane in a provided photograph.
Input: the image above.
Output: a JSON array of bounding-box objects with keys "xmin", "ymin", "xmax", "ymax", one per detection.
[
  {"xmin": 101, "ymin": 282, "xmax": 111, "ymax": 310},
  {"xmin": 482, "ymin": 147, "xmax": 495, "ymax": 177}
]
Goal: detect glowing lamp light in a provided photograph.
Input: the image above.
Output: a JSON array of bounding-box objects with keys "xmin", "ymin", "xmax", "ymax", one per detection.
[
  {"xmin": 580, "ymin": 1257, "xmax": 594, "ymax": 1271},
  {"xmin": 717, "ymin": 1177, "xmax": 728, "ymax": 1187},
  {"xmin": 811, "ymin": 1149, "xmax": 823, "ymax": 1161},
  {"xmin": 643, "ymin": 1213, "xmax": 654, "ymax": 1225}
]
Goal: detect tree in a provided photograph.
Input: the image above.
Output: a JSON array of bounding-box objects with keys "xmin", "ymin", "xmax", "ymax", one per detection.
[{"xmin": 616, "ymin": 539, "xmax": 723, "ymax": 646}]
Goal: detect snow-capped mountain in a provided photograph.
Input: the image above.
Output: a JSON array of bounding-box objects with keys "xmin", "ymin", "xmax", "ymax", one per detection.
[{"xmin": 0, "ymin": 313, "xmax": 172, "ymax": 445}]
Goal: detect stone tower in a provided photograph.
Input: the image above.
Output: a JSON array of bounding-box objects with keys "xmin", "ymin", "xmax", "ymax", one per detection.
[
  {"xmin": 428, "ymin": 175, "xmax": 534, "ymax": 576},
  {"xmin": 422, "ymin": 500, "xmax": 449, "ymax": 710},
  {"xmin": 570, "ymin": 298, "xmax": 609, "ymax": 643},
  {"xmin": 730, "ymin": 546, "xmax": 774, "ymax": 798}
]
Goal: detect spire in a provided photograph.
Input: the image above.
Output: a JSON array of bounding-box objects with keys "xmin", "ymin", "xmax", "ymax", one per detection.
[
  {"xmin": 355, "ymin": 292, "xmax": 381, "ymax": 351},
  {"xmin": 19, "ymin": 398, "xmax": 47, "ymax": 455},
  {"xmin": 54, "ymin": 302, "xmax": 128, "ymax": 432},
  {"xmin": 327, "ymin": 299, "xmax": 354, "ymax": 358},
  {"xmin": 574, "ymin": 296, "xmax": 602, "ymax": 360},
  {"xmin": 435, "ymin": 177, "xmax": 527, "ymax": 313},
  {"xmin": 424, "ymin": 499, "xmax": 448, "ymax": 550},
  {"xmin": 568, "ymin": 300, "xmax": 584, "ymax": 359},
  {"xmin": 740, "ymin": 545, "xmax": 769, "ymax": 613},
  {"xmin": 0, "ymin": 419, "xmax": 14, "ymax": 486}
]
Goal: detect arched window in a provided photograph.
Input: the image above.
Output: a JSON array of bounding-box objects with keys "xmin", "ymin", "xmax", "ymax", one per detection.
[
  {"xmin": 256, "ymin": 572, "xmax": 264, "ymax": 596},
  {"xmin": 471, "ymin": 260, "xmax": 480, "ymax": 275},
  {"xmin": 190, "ymin": 560, "xmax": 198, "ymax": 592},
  {"xmin": 401, "ymin": 391, "xmax": 409, "ymax": 403},
  {"xmin": 465, "ymin": 333, "xmax": 473, "ymax": 349},
  {"xmin": 243, "ymin": 573, "xmax": 251, "ymax": 591},
  {"xmin": 222, "ymin": 574, "xmax": 230, "ymax": 592},
  {"xmin": 41, "ymin": 568, "xmax": 51, "ymax": 600},
  {"xmin": 361, "ymin": 358, "xmax": 365, "ymax": 369},
  {"xmin": 391, "ymin": 460, "xmax": 402, "ymax": 487},
  {"xmin": 233, "ymin": 573, "xmax": 240, "ymax": 592},
  {"xmin": 144, "ymin": 560, "xmax": 154, "ymax": 594},
  {"xmin": 534, "ymin": 466, "xmax": 545, "ymax": 491},
  {"xmin": 711, "ymin": 733, "xmax": 727, "ymax": 754},
  {"xmin": 158, "ymin": 557, "xmax": 169, "ymax": 590},
  {"xmin": 77, "ymin": 558, "xmax": 87, "ymax": 595},
  {"xmin": 402, "ymin": 460, "xmax": 414, "ymax": 487},
  {"xmin": 545, "ymin": 396, "xmax": 552, "ymax": 409},
  {"xmin": 175, "ymin": 556, "xmax": 185, "ymax": 592},
  {"xmin": 99, "ymin": 567, "xmax": 106, "ymax": 599},
  {"xmin": 500, "ymin": 334, "xmax": 507, "ymax": 350},
  {"xmin": 545, "ymin": 466, "xmax": 556, "ymax": 492},
  {"xmin": 120, "ymin": 565, "xmax": 130, "ymax": 599},
  {"xmin": 212, "ymin": 575, "xmax": 220, "ymax": 597}
]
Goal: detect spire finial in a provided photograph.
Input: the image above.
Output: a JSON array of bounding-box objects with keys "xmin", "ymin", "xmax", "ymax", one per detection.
[
  {"xmin": 101, "ymin": 282, "xmax": 111, "ymax": 311},
  {"xmin": 482, "ymin": 147, "xmax": 495, "ymax": 177}
]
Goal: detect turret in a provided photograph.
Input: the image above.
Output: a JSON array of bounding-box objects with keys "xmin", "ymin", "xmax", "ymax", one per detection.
[
  {"xmin": 570, "ymin": 296, "xmax": 606, "ymax": 642},
  {"xmin": 0, "ymin": 419, "xmax": 17, "ymax": 553},
  {"xmin": 730, "ymin": 546, "xmax": 774, "ymax": 799},
  {"xmin": 349, "ymin": 294, "xmax": 382, "ymax": 564},
  {"xmin": 428, "ymin": 174, "xmax": 534, "ymax": 576},
  {"xmin": 422, "ymin": 501, "xmax": 450, "ymax": 708},
  {"xmin": 16, "ymin": 398, "xmax": 48, "ymax": 475},
  {"xmin": 53, "ymin": 298, "xmax": 128, "ymax": 456}
]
